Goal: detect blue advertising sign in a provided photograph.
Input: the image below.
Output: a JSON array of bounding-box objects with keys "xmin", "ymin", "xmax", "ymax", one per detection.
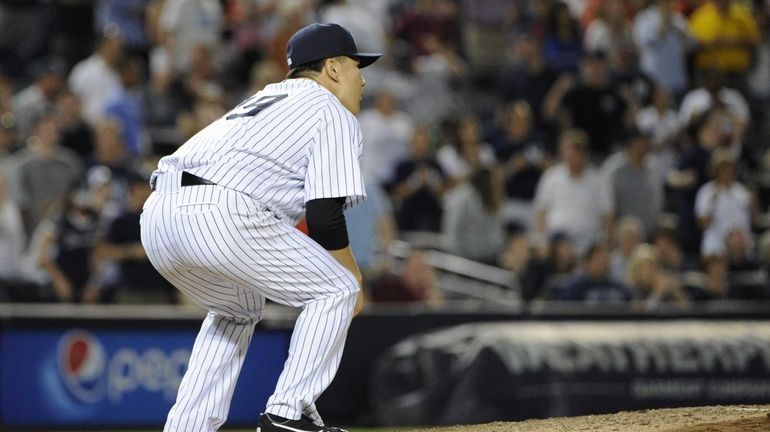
[{"xmin": 1, "ymin": 326, "xmax": 291, "ymax": 428}]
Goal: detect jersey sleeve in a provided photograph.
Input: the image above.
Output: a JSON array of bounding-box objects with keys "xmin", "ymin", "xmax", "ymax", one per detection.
[{"xmin": 304, "ymin": 103, "xmax": 367, "ymax": 209}]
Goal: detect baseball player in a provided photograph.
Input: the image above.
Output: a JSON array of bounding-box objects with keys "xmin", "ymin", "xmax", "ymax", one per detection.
[{"xmin": 140, "ymin": 23, "xmax": 380, "ymax": 432}]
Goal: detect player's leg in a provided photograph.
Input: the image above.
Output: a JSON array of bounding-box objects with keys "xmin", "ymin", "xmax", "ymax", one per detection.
[
  {"xmin": 141, "ymin": 183, "xmax": 265, "ymax": 432},
  {"xmin": 222, "ymin": 194, "xmax": 360, "ymax": 425},
  {"xmin": 164, "ymin": 311, "xmax": 258, "ymax": 432}
]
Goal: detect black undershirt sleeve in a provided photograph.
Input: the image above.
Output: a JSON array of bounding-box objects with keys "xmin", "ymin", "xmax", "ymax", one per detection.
[{"xmin": 305, "ymin": 197, "xmax": 349, "ymax": 250}]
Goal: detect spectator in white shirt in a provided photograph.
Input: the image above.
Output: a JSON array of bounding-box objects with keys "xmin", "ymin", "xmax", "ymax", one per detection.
[
  {"xmin": 68, "ymin": 33, "xmax": 124, "ymax": 125},
  {"xmin": 679, "ymin": 68, "xmax": 749, "ymax": 142},
  {"xmin": 359, "ymin": 90, "xmax": 414, "ymax": 186},
  {"xmin": 635, "ymin": 86, "xmax": 680, "ymax": 180},
  {"xmin": 695, "ymin": 148, "xmax": 753, "ymax": 256},
  {"xmin": 534, "ymin": 129, "xmax": 613, "ymax": 255}
]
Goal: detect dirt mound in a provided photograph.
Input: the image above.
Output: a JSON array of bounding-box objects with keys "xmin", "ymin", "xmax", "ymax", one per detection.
[{"xmin": 409, "ymin": 405, "xmax": 770, "ymax": 432}]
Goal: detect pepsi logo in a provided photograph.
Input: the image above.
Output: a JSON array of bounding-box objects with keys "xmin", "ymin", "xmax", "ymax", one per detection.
[{"xmin": 57, "ymin": 330, "xmax": 107, "ymax": 403}]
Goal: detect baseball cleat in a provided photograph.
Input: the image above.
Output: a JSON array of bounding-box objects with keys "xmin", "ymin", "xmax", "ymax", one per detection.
[{"xmin": 257, "ymin": 413, "xmax": 349, "ymax": 432}]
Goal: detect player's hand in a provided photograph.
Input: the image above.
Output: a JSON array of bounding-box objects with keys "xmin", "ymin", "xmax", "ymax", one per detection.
[{"xmin": 353, "ymin": 289, "xmax": 365, "ymax": 317}]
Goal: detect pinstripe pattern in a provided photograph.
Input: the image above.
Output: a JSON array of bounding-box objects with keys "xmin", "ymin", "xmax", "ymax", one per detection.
[
  {"xmin": 140, "ymin": 79, "xmax": 367, "ymax": 431},
  {"xmin": 151, "ymin": 79, "xmax": 366, "ymax": 225}
]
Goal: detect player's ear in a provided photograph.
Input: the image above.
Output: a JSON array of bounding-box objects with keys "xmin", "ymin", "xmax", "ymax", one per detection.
[{"xmin": 325, "ymin": 57, "xmax": 341, "ymax": 82}]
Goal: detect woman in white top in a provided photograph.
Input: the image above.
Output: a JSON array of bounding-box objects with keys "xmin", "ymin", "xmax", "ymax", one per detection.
[{"xmin": 695, "ymin": 149, "xmax": 754, "ymax": 256}]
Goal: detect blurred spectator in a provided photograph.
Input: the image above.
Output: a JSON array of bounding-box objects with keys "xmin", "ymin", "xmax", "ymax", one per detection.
[
  {"xmin": 499, "ymin": 229, "xmax": 542, "ymax": 299},
  {"xmin": 692, "ymin": 253, "xmax": 730, "ymax": 300},
  {"xmin": 553, "ymin": 241, "xmax": 634, "ymax": 303},
  {"xmin": 610, "ymin": 42, "xmax": 654, "ymax": 111},
  {"xmin": 609, "ymin": 216, "xmax": 644, "ymax": 284},
  {"xmin": 723, "ymin": 229, "xmax": 766, "ymax": 299},
  {"xmin": 749, "ymin": 1, "xmax": 770, "ymax": 99},
  {"xmin": 443, "ymin": 167, "xmax": 506, "ymax": 263},
  {"xmin": 389, "ymin": 126, "xmax": 446, "ymax": 232},
  {"xmin": 524, "ymin": 231, "xmax": 579, "ymax": 301},
  {"xmin": 534, "ymin": 129, "xmax": 612, "ymax": 254},
  {"xmin": 68, "ymin": 33, "xmax": 124, "ymax": 125},
  {"xmin": 36, "ymin": 188, "xmax": 101, "ymax": 303},
  {"xmin": 266, "ymin": 2, "xmax": 313, "ymax": 76},
  {"xmin": 89, "ymin": 120, "xmax": 130, "ymax": 172},
  {"xmin": 95, "ymin": 174, "xmax": 174, "ymax": 304},
  {"xmin": 667, "ymin": 107, "xmax": 726, "ymax": 253},
  {"xmin": 437, "ymin": 116, "xmax": 496, "ymax": 186},
  {"xmin": 96, "ymin": 0, "xmax": 150, "ymax": 59},
  {"xmin": 369, "ymin": 250, "xmax": 443, "ymax": 307},
  {"xmin": 544, "ymin": 51, "xmax": 628, "ymax": 158},
  {"xmin": 688, "ymin": 0, "xmax": 760, "ymax": 85},
  {"xmin": 12, "ymin": 59, "xmax": 65, "ymax": 140},
  {"xmin": 678, "ymin": 68, "xmax": 749, "ymax": 142},
  {"xmin": 486, "ymin": 102, "xmax": 545, "ymax": 228},
  {"xmin": 603, "ymin": 129, "xmax": 663, "ymax": 235},
  {"xmin": 583, "ymin": 0, "xmax": 632, "ymax": 55},
  {"xmin": 653, "ymin": 227, "xmax": 687, "ymax": 271},
  {"xmin": 695, "ymin": 148, "xmax": 753, "ymax": 256},
  {"xmin": 0, "ymin": 0, "xmax": 54, "ymax": 77},
  {"xmin": 174, "ymin": 44, "xmax": 226, "ymax": 109},
  {"xmin": 6, "ymin": 115, "xmax": 82, "ymax": 234},
  {"xmin": 55, "ymin": 89, "xmax": 94, "ymax": 160},
  {"xmin": 246, "ymin": 59, "xmax": 283, "ymax": 98},
  {"xmin": 460, "ymin": 0, "xmax": 516, "ymax": 82},
  {"xmin": 635, "ymin": 85, "xmax": 681, "ymax": 179},
  {"xmin": 498, "ymin": 34, "xmax": 560, "ymax": 130},
  {"xmin": 393, "ymin": 0, "xmax": 460, "ymax": 64},
  {"xmin": 0, "ymin": 172, "xmax": 25, "ymax": 289},
  {"xmin": 359, "ymin": 90, "xmax": 415, "ymax": 186},
  {"xmin": 407, "ymin": 33, "xmax": 467, "ymax": 125},
  {"xmin": 320, "ymin": 0, "xmax": 387, "ymax": 54},
  {"xmin": 626, "ymin": 243, "xmax": 689, "ymax": 308},
  {"xmin": 105, "ymin": 57, "xmax": 146, "ymax": 156},
  {"xmin": 543, "ymin": 1, "xmax": 583, "ymax": 73},
  {"xmin": 633, "ymin": 0, "xmax": 694, "ymax": 95},
  {"xmin": 51, "ymin": 0, "xmax": 96, "ymax": 67},
  {"xmin": 0, "ymin": 123, "xmax": 17, "ymax": 165},
  {"xmin": 346, "ymin": 183, "xmax": 397, "ymax": 276},
  {"xmin": 159, "ymin": 0, "xmax": 224, "ymax": 73}
]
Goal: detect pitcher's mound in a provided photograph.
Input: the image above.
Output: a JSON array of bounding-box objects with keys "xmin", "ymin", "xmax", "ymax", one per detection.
[{"xmin": 411, "ymin": 405, "xmax": 770, "ymax": 432}]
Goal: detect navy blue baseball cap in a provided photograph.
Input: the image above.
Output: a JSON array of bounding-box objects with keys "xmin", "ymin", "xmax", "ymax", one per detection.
[{"xmin": 286, "ymin": 23, "xmax": 382, "ymax": 70}]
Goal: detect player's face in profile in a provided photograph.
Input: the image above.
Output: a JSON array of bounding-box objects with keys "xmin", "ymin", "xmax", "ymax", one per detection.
[{"xmin": 336, "ymin": 57, "xmax": 366, "ymax": 114}]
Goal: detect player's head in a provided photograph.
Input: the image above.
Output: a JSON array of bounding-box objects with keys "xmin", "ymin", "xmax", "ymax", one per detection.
[{"xmin": 285, "ymin": 23, "xmax": 381, "ymax": 114}]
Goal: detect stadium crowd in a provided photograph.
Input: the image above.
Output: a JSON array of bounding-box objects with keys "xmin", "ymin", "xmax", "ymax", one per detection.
[{"xmin": 1, "ymin": 0, "xmax": 770, "ymax": 308}]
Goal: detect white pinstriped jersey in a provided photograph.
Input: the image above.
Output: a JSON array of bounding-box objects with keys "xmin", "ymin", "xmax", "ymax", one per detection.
[{"xmin": 153, "ymin": 79, "xmax": 367, "ymax": 224}]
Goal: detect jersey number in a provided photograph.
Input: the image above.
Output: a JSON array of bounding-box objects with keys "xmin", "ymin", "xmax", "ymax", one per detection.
[{"xmin": 226, "ymin": 94, "xmax": 288, "ymax": 120}]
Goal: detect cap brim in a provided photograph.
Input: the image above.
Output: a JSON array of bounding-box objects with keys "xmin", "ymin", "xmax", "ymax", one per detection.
[{"xmin": 352, "ymin": 53, "xmax": 382, "ymax": 68}]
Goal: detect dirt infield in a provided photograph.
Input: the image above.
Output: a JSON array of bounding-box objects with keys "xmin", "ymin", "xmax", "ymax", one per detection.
[{"xmin": 409, "ymin": 405, "xmax": 770, "ymax": 432}]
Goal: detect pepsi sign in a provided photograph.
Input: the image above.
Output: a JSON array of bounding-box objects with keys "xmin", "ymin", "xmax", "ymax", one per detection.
[{"xmin": 1, "ymin": 325, "xmax": 290, "ymax": 428}]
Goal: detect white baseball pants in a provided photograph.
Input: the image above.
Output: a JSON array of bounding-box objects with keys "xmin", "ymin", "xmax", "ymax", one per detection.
[{"xmin": 140, "ymin": 172, "xmax": 359, "ymax": 431}]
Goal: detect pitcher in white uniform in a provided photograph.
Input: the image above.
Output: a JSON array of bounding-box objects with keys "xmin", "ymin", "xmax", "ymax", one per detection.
[{"xmin": 140, "ymin": 23, "xmax": 381, "ymax": 432}]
